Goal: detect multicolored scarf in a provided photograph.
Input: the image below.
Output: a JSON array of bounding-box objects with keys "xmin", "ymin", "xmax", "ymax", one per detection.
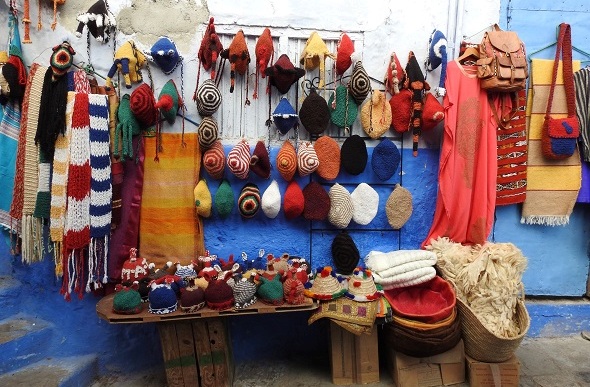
[{"xmin": 0, "ymin": 100, "xmax": 21, "ymax": 232}]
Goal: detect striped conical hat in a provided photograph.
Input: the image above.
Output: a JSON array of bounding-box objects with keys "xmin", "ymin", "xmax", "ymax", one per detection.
[{"xmin": 196, "ymin": 79, "xmax": 222, "ymax": 117}]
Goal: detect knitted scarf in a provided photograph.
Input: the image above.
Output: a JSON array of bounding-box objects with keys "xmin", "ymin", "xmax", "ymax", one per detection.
[{"xmin": 0, "ymin": 100, "xmax": 21, "ymax": 233}]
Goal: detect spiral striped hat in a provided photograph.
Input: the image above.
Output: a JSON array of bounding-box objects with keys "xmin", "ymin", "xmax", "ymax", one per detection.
[
  {"xmin": 196, "ymin": 79, "xmax": 222, "ymax": 117},
  {"xmin": 227, "ymin": 140, "xmax": 250, "ymax": 180},
  {"xmin": 198, "ymin": 116, "xmax": 218, "ymax": 149},
  {"xmin": 233, "ymin": 278, "xmax": 258, "ymax": 309},
  {"xmin": 297, "ymin": 141, "xmax": 319, "ymax": 177},
  {"xmin": 277, "ymin": 140, "xmax": 297, "ymax": 182},
  {"xmin": 130, "ymin": 83, "xmax": 157, "ymax": 127},
  {"xmin": 238, "ymin": 183, "xmax": 261, "ymax": 219},
  {"xmin": 328, "ymin": 183, "xmax": 353, "ymax": 229},
  {"xmin": 348, "ymin": 61, "xmax": 371, "ymax": 105},
  {"xmin": 203, "ymin": 140, "xmax": 225, "ymax": 179}
]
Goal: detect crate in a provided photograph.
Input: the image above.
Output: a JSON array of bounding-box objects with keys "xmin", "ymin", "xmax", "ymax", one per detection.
[
  {"xmin": 158, "ymin": 319, "xmax": 234, "ymax": 387},
  {"xmin": 329, "ymin": 321, "xmax": 379, "ymax": 385}
]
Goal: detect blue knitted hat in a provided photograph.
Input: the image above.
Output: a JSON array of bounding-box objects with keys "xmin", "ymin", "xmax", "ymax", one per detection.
[
  {"xmin": 150, "ymin": 36, "xmax": 182, "ymax": 75},
  {"xmin": 426, "ymin": 29, "xmax": 448, "ymax": 97},
  {"xmin": 272, "ymin": 98, "xmax": 299, "ymax": 134},
  {"xmin": 371, "ymin": 138, "xmax": 400, "ymax": 181},
  {"xmin": 148, "ymin": 283, "xmax": 178, "ymax": 314}
]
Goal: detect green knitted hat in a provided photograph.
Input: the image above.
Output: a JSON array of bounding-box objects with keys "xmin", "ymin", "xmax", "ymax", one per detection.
[
  {"xmin": 155, "ymin": 79, "xmax": 181, "ymax": 124},
  {"xmin": 257, "ymin": 275, "xmax": 285, "ymax": 306},
  {"xmin": 328, "ymin": 85, "xmax": 358, "ymax": 128},
  {"xmin": 113, "ymin": 285, "xmax": 143, "ymax": 314},
  {"xmin": 215, "ymin": 179, "xmax": 235, "ymax": 218}
]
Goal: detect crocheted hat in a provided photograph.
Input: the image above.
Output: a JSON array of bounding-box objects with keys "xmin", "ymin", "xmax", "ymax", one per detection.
[
  {"xmin": 348, "ymin": 61, "xmax": 371, "ymax": 105},
  {"xmin": 315, "ymin": 136, "xmax": 341, "ymax": 180},
  {"xmin": 264, "ymin": 54, "xmax": 305, "ymax": 95},
  {"xmin": 384, "ymin": 52, "xmax": 405, "ymax": 95},
  {"xmin": 148, "ymin": 282, "xmax": 178, "ymax": 314},
  {"xmin": 227, "ymin": 140, "xmax": 251, "ymax": 180},
  {"xmin": 196, "ymin": 79, "xmax": 222, "ymax": 117},
  {"xmin": 257, "ymin": 275, "xmax": 284, "ymax": 306},
  {"xmin": 304, "ymin": 266, "xmax": 346, "ymax": 300},
  {"xmin": 426, "ymin": 29, "xmax": 448, "ymax": 98},
  {"xmin": 205, "ymin": 276, "xmax": 235, "ymax": 310},
  {"xmin": 350, "ymin": 183, "xmax": 379, "ymax": 226},
  {"xmin": 329, "ymin": 85, "xmax": 358, "ymax": 129},
  {"xmin": 371, "ymin": 138, "xmax": 400, "ymax": 181},
  {"xmin": 233, "ymin": 277, "xmax": 258, "ymax": 309},
  {"xmin": 389, "ymin": 89, "xmax": 412, "ymax": 133},
  {"xmin": 336, "ymin": 33, "xmax": 355, "ymax": 76},
  {"xmin": 130, "ymin": 83, "xmax": 157, "ymax": 128},
  {"xmin": 180, "ymin": 285, "xmax": 206, "ymax": 313},
  {"xmin": 299, "ymin": 87, "xmax": 330, "ymax": 135},
  {"xmin": 197, "ymin": 17, "xmax": 223, "ymax": 79},
  {"xmin": 261, "ymin": 180, "xmax": 281, "ymax": 219},
  {"xmin": 50, "ymin": 41, "xmax": 75, "ymax": 80},
  {"xmin": 198, "ymin": 116, "xmax": 219, "ymax": 150},
  {"xmin": 194, "ymin": 179, "xmax": 212, "ymax": 218},
  {"xmin": 150, "ymin": 36, "xmax": 182, "ymax": 75},
  {"xmin": 361, "ymin": 90, "xmax": 393, "ymax": 139},
  {"xmin": 220, "ymin": 29, "xmax": 250, "ymax": 93},
  {"xmin": 283, "ymin": 272, "xmax": 306, "ymax": 305},
  {"xmin": 277, "ymin": 140, "xmax": 297, "ymax": 182},
  {"xmin": 422, "ymin": 93, "xmax": 445, "ymax": 131},
  {"xmin": 175, "ymin": 262, "xmax": 197, "ymax": 279},
  {"xmin": 202, "ymin": 140, "xmax": 225, "ymax": 179},
  {"xmin": 386, "ymin": 184, "xmax": 413, "ymax": 229},
  {"xmin": 303, "ymin": 181, "xmax": 330, "ymax": 221},
  {"xmin": 328, "ymin": 183, "xmax": 353, "ymax": 229},
  {"xmin": 254, "ymin": 27, "xmax": 274, "ymax": 99},
  {"xmin": 331, "ymin": 231, "xmax": 360, "ymax": 275},
  {"xmin": 284, "ymin": 180, "xmax": 304, "ymax": 220},
  {"xmin": 345, "ymin": 268, "xmax": 382, "ymax": 302},
  {"xmin": 113, "ymin": 283, "xmax": 143, "ymax": 314},
  {"xmin": 121, "ymin": 248, "xmax": 150, "ymax": 282},
  {"xmin": 299, "ymin": 32, "xmax": 335, "ymax": 88},
  {"xmin": 238, "ymin": 183, "xmax": 261, "ymax": 219},
  {"xmin": 272, "ymin": 98, "xmax": 299, "ymax": 135},
  {"xmin": 340, "ymin": 135, "xmax": 367, "ymax": 175},
  {"xmin": 297, "ymin": 141, "xmax": 319, "ymax": 177},
  {"xmin": 215, "ymin": 179, "xmax": 235, "ymax": 218},
  {"xmin": 155, "ymin": 79, "xmax": 181, "ymax": 124},
  {"xmin": 250, "ymin": 140, "xmax": 271, "ymax": 179}
]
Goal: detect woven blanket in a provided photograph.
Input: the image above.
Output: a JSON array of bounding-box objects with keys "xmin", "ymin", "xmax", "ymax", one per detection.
[
  {"xmin": 140, "ymin": 133, "xmax": 204, "ymax": 267},
  {"xmin": 521, "ymin": 59, "xmax": 581, "ymax": 225},
  {"xmin": 0, "ymin": 100, "xmax": 21, "ymax": 232}
]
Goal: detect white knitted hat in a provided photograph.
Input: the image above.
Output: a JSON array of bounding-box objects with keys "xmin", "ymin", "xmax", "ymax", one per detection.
[
  {"xmin": 350, "ymin": 183, "xmax": 379, "ymax": 225},
  {"xmin": 261, "ymin": 180, "xmax": 281, "ymax": 219}
]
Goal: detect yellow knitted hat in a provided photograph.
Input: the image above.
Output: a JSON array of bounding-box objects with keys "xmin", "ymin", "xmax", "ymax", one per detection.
[
  {"xmin": 300, "ymin": 31, "xmax": 335, "ymax": 88},
  {"xmin": 194, "ymin": 179, "xmax": 212, "ymax": 218},
  {"xmin": 361, "ymin": 90, "xmax": 393, "ymax": 139}
]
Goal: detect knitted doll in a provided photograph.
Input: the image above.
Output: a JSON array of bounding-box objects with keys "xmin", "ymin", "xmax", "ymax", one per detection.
[
  {"xmin": 74, "ymin": 0, "xmax": 116, "ymax": 43},
  {"xmin": 113, "ymin": 94, "xmax": 140, "ymax": 160},
  {"xmin": 106, "ymin": 40, "xmax": 147, "ymax": 89}
]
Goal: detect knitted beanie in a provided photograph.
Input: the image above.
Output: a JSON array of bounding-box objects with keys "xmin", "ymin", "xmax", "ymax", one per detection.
[
  {"xmin": 121, "ymin": 248, "xmax": 150, "ymax": 282},
  {"xmin": 348, "ymin": 61, "xmax": 371, "ymax": 104},
  {"xmin": 272, "ymin": 98, "xmax": 299, "ymax": 135},
  {"xmin": 264, "ymin": 54, "xmax": 305, "ymax": 95},
  {"xmin": 233, "ymin": 277, "xmax": 258, "ymax": 309},
  {"xmin": 148, "ymin": 283, "xmax": 178, "ymax": 314},
  {"xmin": 113, "ymin": 285, "xmax": 143, "ymax": 314},
  {"xmin": 155, "ymin": 79, "xmax": 181, "ymax": 124},
  {"xmin": 215, "ymin": 179, "xmax": 234, "ymax": 218},
  {"xmin": 197, "ymin": 17, "xmax": 223, "ymax": 77},
  {"xmin": 261, "ymin": 180, "xmax": 281, "ymax": 219},
  {"xmin": 299, "ymin": 32, "xmax": 335, "ymax": 88},
  {"xmin": 331, "ymin": 231, "xmax": 360, "ymax": 275},
  {"xmin": 227, "ymin": 140, "xmax": 251, "ymax": 180},
  {"xmin": 194, "ymin": 179, "xmax": 212, "ymax": 218},
  {"xmin": 276, "ymin": 140, "xmax": 297, "ymax": 182},
  {"xmin": 205, "ymin": 277, "xmax": 235, "ymax": 310},
  {"xmin": 130, "ymin": 83, "xmax": 157, "ymax": 128},
  {"xmin": 50, "ymin": 41, "xmax": 75, "ymax": 79},
  {"xmin": 238, "ymin": 183, "xmax": 261, "ymax": 219},
  {"xmin": 180, "ymin": 286, "xmax": 206, "ymax": 312},
  {"xmin": 386, "ymin": 184, "xmax": 413, "ymax": 229},
  {"xmin": 254, "ymin": 28, "xmax": 273, "ymax": 94},
  {"xmin": 361, "ymin": 90, "xmax": 392, "ymax": 139},
  {"xmin": 340, "ymin": 135, "xmax": 367, "ymax": 175},
  {"xmin": 426, "ymin": 29, "xmax": 448, "ymax": 98},
  {"xmin": 350, "ymin": 183, "xmax": 379, "ymax": 225},
  {"xmin": 203, "ymin": 140, "xmax": 225, "ymax": 179},
  {"xmin": 220, "ymin": 29, "xmax": 250, "ymax": 93},
  {"xmin": 371, "ymin": 137, "xmax": 400, "ymax": 181},
  {"xmin": 303, "ymin": 181, "xmax": 331, "ymax": 221},
  {"xmin": 198, "ymin": 116, "xmax": 219, "ymax": 150},
  {"xmin": 196, "ymin": 79, "xmax": 222, "ymax": 117},
  {"xmin": 328, "ymin": 183, "xmax": 353, "ymax": 229},
  {"xmin": 150, "ymin": 36, "xmax": 182, "ymax": 75},
  {"xmin": 283, "ymin": 274, "xmax": 306, "ymax": 305},
  {"xmin": 257, "ymin": 275, "xmax": 285, "ymax": 306},
  {"xmin": 315, "ymin": 136, "xmax": 341, "ymax": 180},
  {"xmin": 297, "ymin": 141, "xmax": 319, "ymax": 177},
  {"xmin": 384, "ymin": 52, "xmax": 405, "ymax": 95},
  {"xmin": 389, "ymin": 89, "xmax": 412, "ymax": 133},
  {"xmin": 284, "ymin": 180, "xmax": 304, "ymax": 220},
  {"xmin": 299, "ymin": 87, "xmax": 330, "ymax": 135},
  {"xmin": 329, "ymin": 85, "xmax": 358, "ymax": 129},
  {"xmin": 422, "ymin": 93, "xmax": 445, "ymax": 131},
  {"xmin": 250, "ymin": 140, "xmax": 271, "ymax": 179},
  {"xmin": 336, "ymin": 33, "xmax": 355, "ymax": 76}
]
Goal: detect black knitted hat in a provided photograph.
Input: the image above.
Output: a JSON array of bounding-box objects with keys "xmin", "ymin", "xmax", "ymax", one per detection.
[
  {"xmin": 331, "ymin": 231, "xmax": 360, "ymax": 275},
  {"xmin": 340, "ymin": 135, "xmax": 367, "ymax": 175},
  {"xmin": 299, "ymin": 87, "xmax": 330, "ymax": 135}
]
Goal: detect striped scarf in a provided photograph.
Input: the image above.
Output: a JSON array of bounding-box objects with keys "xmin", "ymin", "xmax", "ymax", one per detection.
[
  {"xmin": 575, "ymin": 67, "xmax": 590, "ymax": 162},
  {"xmin": 0, "ymin": 100, "xmax": 21, "ymax": 233}
]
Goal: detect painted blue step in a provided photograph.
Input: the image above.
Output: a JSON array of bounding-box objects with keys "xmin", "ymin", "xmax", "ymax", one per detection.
[
  {"xmin": 0, "ymin": 354, "xmax": 98, "ymax": 387},
  {"xmin": 0, "ymin": 276, "xmax": 21, "ymax": 319},
  {"xmin": 0, "ymin": 313, "xmax": 53, "ymax": 373}
]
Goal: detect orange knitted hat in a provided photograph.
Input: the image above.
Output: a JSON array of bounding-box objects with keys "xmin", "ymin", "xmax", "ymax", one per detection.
[
  {"xmin": 220, "ymin": 29, "xmax": 250, "ymax": 93},
  {"xmin": 314, "ymin": 136, "xmax": 341, "ymax": 180},
  {"xmin": 284, "ymin": 180, "xmax": 304, "ymax": 220},
  {"xmin": 276, "ymin": 140, "xmax": 297, "ymax": 182},
  {"xmin": 254, "ymin": 27, "xmax": 274, "ymax": 99}
]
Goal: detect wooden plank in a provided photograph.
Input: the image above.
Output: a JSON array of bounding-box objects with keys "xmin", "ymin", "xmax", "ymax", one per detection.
[
  {"xmin": 158, "ymin": 323, "xmax": 185, "ymax": 387},
  {"xmin": 353, "ymin": 327, "xmax": 380, "ymax": 384},
  {"xmin": 193, "ymin": 320, "xmax": 216, "ymax": 387},
  {"xmin": 207, "ymin": 319, "xmax": 233, "ymax": 387},
  {"xmin": 330, "ymin": 321, "xmax": 355, "ymax": 385},
  {"xmin": 175, "ymin": 321, "xmax": 200, "ymax": 386}
]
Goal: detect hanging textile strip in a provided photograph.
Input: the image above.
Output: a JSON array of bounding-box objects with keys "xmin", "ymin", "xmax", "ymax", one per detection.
[
  {"xmin": 0, "ymin": 100, "xmax": 22, "ymax": 232},
  {"xmin": 573, "ymin": 67, "xmax": 590, "ymax": 204}
]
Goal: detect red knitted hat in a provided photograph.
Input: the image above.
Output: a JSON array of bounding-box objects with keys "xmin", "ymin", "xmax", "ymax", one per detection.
[
  {"xmin": 254, "ymin": 27, "xmax": 274, "ymax": 99},
  {"xmin": 130, "ymin": 83, "xmax": 157, "ymax": 127},
  {"xmin": 422, "ymin": 93, "xmax": 445, "ymax": 131},
  {"xmin": 314, "ymin": 136, "xmax": 341, "ymax": 180},
  {"xmin": 284, "ymin": 180, "xmax": 304, "ymax": 220},
  {"xmin": 227, "ymin": 140, "xmax": 251, "ymax": 180},
  {"xmin": 250, "ymin": 140, "xmax": 271, "ymax": 179},
  {"xmin": 204, "ymin": 276, "xmax": 235, "ymax": 311},
  {"xmin": 390, "ymin": 89, "xmax": 412, "ymax": 133},
  {"xmin": 276, "ymin": 140, "xmax": 297, "ymax": 182},
  {"xmin": 384, "ymin": 52, "xmax": 406, "ymax": 95},
  {"xmin": 198, "ymin": 17, "xmax": 223, "ymax": 78},
  {"xmin": 303, "ymin": 181, "xmax": 330, "ymax": 221},
  {"xmin": 220, "ymin": 29, "xmax": 250, "ymax": 93},
  {"xmin": 264, "ymin": 54, "xmax": 305, "ymax": 95},
  {"xmin": 283, "ymin": 273, "xmax": 306, "ymax": 305},
  {"xmin": 336, "ymin": 33, "xmax": 354, "ymax": 76},
  {"xmin": 203, "ymin": 140, "xmax": 225, "ymax": 180}
]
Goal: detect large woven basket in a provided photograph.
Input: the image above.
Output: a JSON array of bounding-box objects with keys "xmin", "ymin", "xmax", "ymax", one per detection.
[{"xmin": 457, "ymin": 297, "xmax": 530, "ymax": 362}]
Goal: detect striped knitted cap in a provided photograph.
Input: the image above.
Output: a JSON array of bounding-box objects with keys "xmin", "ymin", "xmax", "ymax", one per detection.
[
  {"xmin": 227, "ymin": 140, "xmax": 250, "ymax": 180},
  {"xmin": 130, "ymin": 83, "xmax": 157, "ymax": 127},
  {"xmin": 198, "ymin": 116, "xmax": 219, "ymax": 150},
  {"xmin": 340, "ymin": 135, "xmax": 367, "ymax": 175},
  {"xmin": 303, "ymin": 181, "xmax": 330, "ymax": 221},
  {"xmin": 315, "ymin": 136, "xmax": 341, "ymax": 180},
  {"xmin": 283, "ymin": 275, "xmax": 306, "ymax": 305},
  {"xmin": 348, "ymin": 61, "xmax": 371, "ymax": 105},
  {"xmin": 345, "ymin": 268, "xmax": 381, "ymax": 302},
  {"xmin": 386, "ymin": 184, "xmax": 413, "ymax": 230},
  {"xmin": 233, "ymin": 278, "xmax": 258, "ymax": 309},
  {"xmin": 50, "ymin": 41, "xmax": 75, "ymax": 79},
  {"xmin": 299, "ymin": 87, "xmax": 330, "ymax": 135},
  {"xmin": 261, "ymin": 180, "xmax": 281, "ymax": 219},
  {"xmin": 250, "ymin": 140, "xmax": 271, "ymax": 179},
  {"xmin": 331, "ymin": 231, "xmax": 360, "ymax": 275},
  {"xmin": 238, "ymin": 183, "xmax": 261, "ymax": 219},
  {"xmin": 328, "ymin": 85, "xmax": 358, "ymax": 129},
  {"xmin": 304, "ymin": 266, "xmax": 346, "ymax": 300},
  {"xmin": 297, "ymin": 141, "xmax": 319, "ymax": 177},
  {"xmin": 203, "ymin": 140, "xmax": 225, "ymax": 179},
  {"xmin": 196, "ymin": 79, "xmax": 222, "ymax": 117},
  {"xmin": 215, "ymin": 179, "xmax": 234, "ymax": 218},
  {"xmin": 284, "ymin": 180, "xmax": 304, "ymax": 220},
  {"xmin": 371, "ymin": 138, "xmax": 400, "ymax": 181},
  {"xmin": 277, "ymin": 140, "xmax": 297, "ymax": 182},
  {"xmin": 328, "ymin": 183, "xmax": 353, "ymax": 229}
]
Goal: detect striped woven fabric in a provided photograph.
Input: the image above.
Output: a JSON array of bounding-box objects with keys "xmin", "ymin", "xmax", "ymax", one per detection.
[
  {"xmin": 0, "ymin": 100, "xmax": 21, "ymax": 232},
  {"xmin": 521, "ymin": 59, "xmax": 581, "ymax": 225},
  {"xmin": 575, "ymin": 67, "xmax": 590, "ymax": 162}
]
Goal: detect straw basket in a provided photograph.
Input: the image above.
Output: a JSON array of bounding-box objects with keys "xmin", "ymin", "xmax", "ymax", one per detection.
[{"xmin": 457, "ymin": 298, "xmax": 530, "ymax": 363}]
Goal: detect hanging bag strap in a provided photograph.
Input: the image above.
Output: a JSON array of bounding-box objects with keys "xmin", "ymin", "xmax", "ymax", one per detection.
[{"xmin": 546, "ymin": 23, "xmax": 575, "ymax": 119}]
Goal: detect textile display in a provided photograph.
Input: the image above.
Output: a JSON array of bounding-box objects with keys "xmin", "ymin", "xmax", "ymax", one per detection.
[
  {"xmin": 308, "ymin": 297, "xmax": 378, "ymax": 336},
  {"xmin": 0, "ymin": 100, "xmax": 21, "ymax": 232},
  {"xmin": 139, "ymin": 133, "xmax": 203, "ymax": 267},
  {"xmin": 521, "ymin": 59, "xmax": 581, "ymax": 225},
  {"xmin": 575, "ymin": 67, "xmax": 590, "ymax": 162}
]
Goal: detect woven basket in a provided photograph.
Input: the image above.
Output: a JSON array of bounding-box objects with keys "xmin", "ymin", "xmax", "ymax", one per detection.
[{"xmin": 457, "ymin": 297, "xmax": 530, "ymax": 363}]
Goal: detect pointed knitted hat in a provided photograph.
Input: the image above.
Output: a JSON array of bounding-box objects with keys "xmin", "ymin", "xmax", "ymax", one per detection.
[
  {"xmin": 220, "ymin": 29, "xmax": 250, "ymax": 93},
  {"xmin": 328, "ymin": 183, "xmax": 353, "ymax": 229},
  {"xmin": 272, "ymin": 98, "xmax": 299, "ymax": 135},
  {"xmin": 340, "ymin": 135, "xmax": 367, "ymax": 175},
  {"xmin": 384, "ymin": 52, "xmax": 405, "ymax": 95},
  {"xmin": 350, "ymin": 183, "xmax": 379, "ymax": 226},
  {"xmin": 361, "ymin": 89, "xmax": 392, "ymax": 139},
  {"xmin": 348, "ymin": 61, "xmax": 371, "ymax": 105},
  {"xmin": 299, "ymin": 87, "xmax": 330, "ymax": 135},
  {"xmin": 426, "ymin": 29, "xmax": 448, "ymax": 97},
  {"xmin": 422, "ymin": 93, "xmax": 445, "ymax": 131},
  {"xmin": 233, "ymin": 277, "xmax": 258, "ymax": 309},
  {"xmin": 155, "ymin": 79, "xmax": 181, "ymax": 124},
  {"xmin": 261, "ymin": 180, "xmax": 281, "ymax": 219},
  {"xmin": 303, "ymin": 181, "xmax": 330, "ymax": 221},
  {"xmin": 264, "ymin": 54, "xmax": 305, "ymax": 95},
  {"xmin": 254, "ymin": 27, "xmax": 274, "ymax": 99},
  {"xmin": 299, "ymin": 32, "xmax": 335, "ymax": 88},
  {"xmin": 238, "ymin": 183, "xmax": 261, "ymax": 219},
  {"xmin": 215, "ymin": 179, "xmax": 235, "ymax": 218},
  {"xmin": 257, "ymin": 275, "xmax": 285, "ymax": 306},
  {"xmin": 194, "ymin": 179, "xmax": 212, "ymax": 218},
  {"xmin": 345, "ymin": 268, "xmax": 381, "ymax": 302},
  {"xmin": 297, "ymin": 141, "xmax": 319, "ymax": 177},
  {"xmin": 328, "ymin": 85, "xmax": 358, "ymax": 129},
  {"xmin": 150, "ymin": 36, "xmax": 182, "ymax": 75},
  {"xmin": 198, "ymin": 116, "xmax": 219, "ymax": 150},
  {"xmin": 331, "ymin": 231, "xmax": 360, "ymax": 275},
  {"xmin": 250, "ymin": 140, "xmax": 271, "ymax": 179},
  {"xmin": 283, "ymin": 273, "xmax": 306, "ymax": 305},
  {"xmin": 203, "ymin": 140, "xmax": 225, "ymax": 180},
  {"xmin": 196, "ymin": 79, "xmax": 222, "ymax": 117},
  {"xmin": 198, "ymin": 17, "xmax": 223, "ymax": 79},
  {"xmin": 315, "ymin": 136, "xmax": 341, "ymax": 180},
  {"xmin": 130, "ymin": 83, "xmax": 157, "ymax": 128},
  {"xmin": 284, "ymin": 180, "xmax": 304, "ymax": 220},
  {"xmin": 227, "ymin": 140, "xmax": 251, "ymax": 180},
  {"xmin": 276, "ymin": 140, "xmax": 297, "ymax": 182},
  {"xmin": 336, "ymin": 33, "xmax": 355, "ymax": 76},
  {"xmin": 386, "ymin": 184, "xmax": 413, "ymax": 229},
  {"xmin": 371, "ymin": 137, "xmax": 400, "ymax": 181}
]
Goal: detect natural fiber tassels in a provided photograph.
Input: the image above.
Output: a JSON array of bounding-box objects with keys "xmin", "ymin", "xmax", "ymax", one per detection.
[
  {"xmin": 22, "ymin": 0, "xmax": 32, "ymax": 43},
  {"xmin": 20, "ymin": 214, "xmax": 43, "ymax": 264}
]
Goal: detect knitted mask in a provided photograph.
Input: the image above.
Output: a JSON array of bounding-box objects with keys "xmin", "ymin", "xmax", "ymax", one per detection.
[
  {"xmin": 195, "ymin": 79, "xmax": 222, "ymax": 117},
  {"xmin": 74, "ymin": 0, "xmax": 116, "ymax": 43},
  {"xmin": 348, "ymin": 61, "xmax": 371, "ymax": 105},
  {"xmin": 238, "ymin": 183, "xmax": 261, "ymax": 219},
  {"xmin": 361, "ymin": 89, "xmax": 393, "ymax": 139},
  {"xmin": 328, "ymin": 183, "xmax": 353, "ymax": 229},
  {"xmin": 215, "ymin": 179, "xmax": 235, "ymax": 218},
  {"xmin": 149, "ymin": 36, "xmax": 182, "ymax": 75},
  {"xmin": 202, "ymin": 140, "xmax": 225, "ymax": 179},
  {"xmin": 272, "ymin": 97, "xmax": 299, "ymax": 135},
  {"xmin": 198, "ymin": 116, "xmax": 219, "ymax": 150},
  {"xmin": 371, "ymin": 137, "xmax": 400, "ymax": 181},
  {"xmin": 106, "ymin": 40, "xmax": 147, "ymax": 89},
  {"xmin": 299, "ymin": 31, "xmax": 335, "ymax": 88},
  {"xmin": 386, "ymin": 184, "xmax": 413, "ymax": 229},
  {"xmin": 264, "ymin": 54, "xmax": 305, "ymax": 95},
  {"xmin": 50, "ymin": 41, "xmax": 75, "ymax": 80},
  {"xmin": 284, "ymin": 180, "xmax": 304, "ymax": 220},
  {"xmin": 390, "ymin": 89, "xmax": 412, "ymax": 133},
  {"xmin": 350, "ymin": 183, "xmax": 379, "ymax": 226},
  {"xmin": 303, "ymin": 181, "xmax": 330, "ymax": 221},
  {"xmin": 297, "ymin": 141, "xmax": 319, "ymax": 177},
  {"xmin": 328, "ymin": 85, "xmax": 358, "ymax": 129},
  {"xmin": 276, "ymin": 140, "xmax": 297, "ymax": 182},
  {"xmin": 299, "ymin": 87, "xmax": 330, "ymax": 135},
  {"xmin": 336, "ymin": 33, "xmax": 355, "ymax": 76},
  {"xmin": 155, "ymin": 79, "xmax": 181, "ymax": 124},
  {"xmin": 227, "ymin": 140, "xmax": 251, "ymax": 180},
  {"xmin": 250, "ymin": 140, "xmax": 271, "ymax": 179},
  {"xmin": 220, "ymin": 29, "xmax": 250, "ymax": 93},
  {"xmin": 331, "ymin": 231, "xmax": 360, "ymax": 275},
  {"xmin": 261, "ymin": 180, "xmax": 281, "ymax": 219},
  {"xmin": 314, "ymin": 136, "xmax": 341, "ymax": 181},
  {"xmin": 194, "ymin": 179, "xmax": 212, "ymax": 218},
  {"xmin": 130, "ymin": 83, "xmax": 157, "ymax": 128},
  {"xmin": 340, "ymin": 135, "xmax": 367, "ymax": 175},
  {"xmin": 254, "ymin": 27, "xmax": 274, "ymax": 99},
  {"xmin": 198, "ymin": 17, "xmax": 223, "ymax": 78},
  {"xmin": 426, "ymin": 29, "xmax": 448, "ymax": 98},
  {"xmin": 384, "ymin": 52, "xmax": 405, "ymax": 95}
]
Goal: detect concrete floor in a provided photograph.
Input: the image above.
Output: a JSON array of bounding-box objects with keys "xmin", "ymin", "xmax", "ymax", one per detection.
[{"xmin": 91, "ymin": 335, "xmax": 590, "ymax": 387}]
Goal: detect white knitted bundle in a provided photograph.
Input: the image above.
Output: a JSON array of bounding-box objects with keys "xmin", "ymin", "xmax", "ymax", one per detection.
[{"xmin": 364, "ymin": 249, "xmax": 437, "ymax": 289}]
